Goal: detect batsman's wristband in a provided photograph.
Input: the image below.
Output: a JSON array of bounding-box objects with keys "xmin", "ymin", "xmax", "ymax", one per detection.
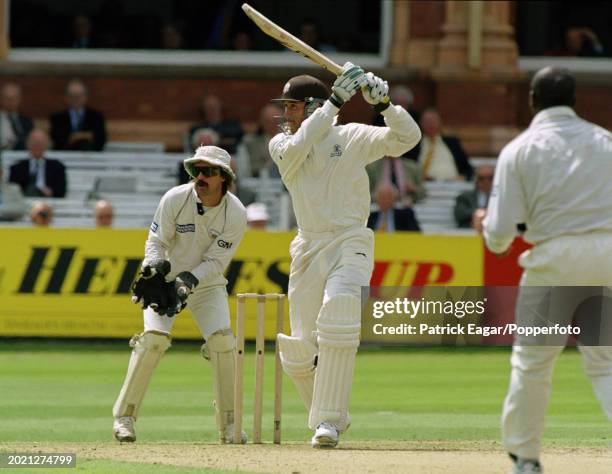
[
  {"xmin": 374, "ymin": 99, "xmax": 391, "ymax": 113},
  {"xmin": 329, "ymin": 94, "xmax": 344, "ymax": 108}
]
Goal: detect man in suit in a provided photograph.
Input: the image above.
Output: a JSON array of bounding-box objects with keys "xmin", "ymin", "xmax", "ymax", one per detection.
[
  {"xmin": 50, "ymin": 79, "xmax": 107, "ymax": 151},
  {"xmin": 367, "ymin": 156, "xmax": 426, "ymax": 204},
  {"xmin": 0, "ymin": 83, "xmax": 34, "ymax": 151},
  {"xmin": 9, "ymin": 129, "xmax": 67, "ymax": 198},
  {"xmin": 406, "ymin": 108, "xmax": 473, "ymax": 181},
  {"xmin": 367, "ymin": 182, "xmax": 420, "ymax": 232},
  {"xmin": 454, "ymin": 164, "xmax": 494, "ymax": 229}
]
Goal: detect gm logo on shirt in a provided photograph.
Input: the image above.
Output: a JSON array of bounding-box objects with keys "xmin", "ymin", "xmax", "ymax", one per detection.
[
  {"xmin": 217, "ymin": 239, "xmax": 233, "ymax": 249},
  {"xmin": 176, "ymin": 223, "xmax": 196, "ymax": 233}
]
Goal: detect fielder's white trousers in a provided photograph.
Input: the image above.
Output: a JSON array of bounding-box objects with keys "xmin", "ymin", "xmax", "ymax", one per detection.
[
  {"xmin": 502, "ymin": 232, "xmax": 612, "ymax": 460},
  {"xmin": 143, "ymin": 285, "xmax": 231, "ymax": 339},
  {"xmin": 287, "ymin": 226, "xmax": 374, "ymax": 343}
]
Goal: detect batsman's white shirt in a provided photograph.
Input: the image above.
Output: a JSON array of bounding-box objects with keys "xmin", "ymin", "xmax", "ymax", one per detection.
[
  {"xmin": 269, "ymin": 101, "xmax": 421, "ymax": 233},
  {"xmin": 269, "ymin": 101, "xmax": 421, "ymax": 340},
  {"xmin": 142, "ymin": 183, "xmax": 247, "ymax": 338}
]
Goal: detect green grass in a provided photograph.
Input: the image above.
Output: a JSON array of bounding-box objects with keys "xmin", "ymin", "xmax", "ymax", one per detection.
[{"xmin": 0, "ymin": 340, "xmax": 609, "ymax": 451}]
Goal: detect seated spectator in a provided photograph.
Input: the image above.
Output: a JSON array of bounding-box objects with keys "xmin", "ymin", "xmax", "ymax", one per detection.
[
  {"xmin": 9, "ymin": 129, "xmax": 67, "ymax": 198},
  {"xmin": 229, "ymin": 158, "xmax": 256, "ymax": 206},
  {"xmin": 178, "ymin": 127, "xmax": 221, "ymax": 184},
  {"xmin": 0, "ymin": 165, "xmax": 27, "ymax": 221},
  {"xmin": 232, "ymin": 31, "xmax": 252, "ymax": 51},
  {"xmin": 454, "ymin": 164, "xmax": 494, "ymax": 230},
  {"xmin": 71, "ymin": 14, "xmax": 95, "ymax": 48},
  {"xmin": 246, "ymin": 202, "xmax": 269, "ymax": 230},
  {"xmin": 95, "ymin": 200, "xmax": 114, "ymax": 227},
  {"xmin": 161, "ymin": 22, "xmax": 185, "ymax": 49},
  {"xmin": 300, "ymin": 18, "xmax": 336, "ymax": 53},
  {"xmin": 235, "ymin": 103, "xmax": 281, "ymax": 178},
  {"xmin": 406, "ymin": 108, "xmax": 473, "ymax": 181},
  {"xmin": 552, "ymin": 27, "xmax": 605, "ymax": 57},
  {"xmin": 367, "ymin": 156, "xmax": 425, "ymax": 205},
  {"xmin": 0, "ymin": 82, "xmax": 33, "ymax": 151},
  {"xmin": 50, "ymin": 79, "xmax": 107, "ymax": 151},
  {"xmin": 30, "ymin": 201, "xmax": 53, "ymax": 227},
  {"xmin": 188, "ymin": 94, "xmax": 243, "ymax": 154},
  {"xmin": 367, "ymin": 182, "xmax": 420, "ymax": 232}
]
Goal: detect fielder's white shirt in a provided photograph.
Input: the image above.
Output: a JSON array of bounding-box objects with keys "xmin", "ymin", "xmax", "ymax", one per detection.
[
  {"xmin": 144, "ymin": 183, "xmax": 247, "ymax": 288},
  {"xmin": 269, "ymin": 101, "xmax": 421, "ymax": 233},
  {"xmin": 484, "ymin": 106, "xmax": 612, "ymax": 253}
]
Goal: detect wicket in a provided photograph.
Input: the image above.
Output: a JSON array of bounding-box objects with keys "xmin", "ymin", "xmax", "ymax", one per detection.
[{"xmin": 234, "ymin": 293, "xmax": 285, "ymax": 444}]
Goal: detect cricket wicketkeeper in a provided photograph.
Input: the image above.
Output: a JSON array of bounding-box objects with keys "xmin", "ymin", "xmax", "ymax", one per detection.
[
  {"xmin": 112, "ymin": 145, "xmax": 247, "ymax": 444},
  {"xmin": 269, "ymin": 63, "xmax": 421, "ymax": 447}
]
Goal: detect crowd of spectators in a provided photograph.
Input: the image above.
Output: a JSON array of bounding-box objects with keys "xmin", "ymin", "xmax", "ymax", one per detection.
[{"xmin": 0, "ymin": 78, "xmax": 485, "ymax": 232}]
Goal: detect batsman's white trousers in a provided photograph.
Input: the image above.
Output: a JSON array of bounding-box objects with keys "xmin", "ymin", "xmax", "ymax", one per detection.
[
  {"xmin": 503, "ymin": 232, "xmax": 612, "ymax": 460},
  {"xmin": 288, "ymin": 226, "xmax": 374, "ymax": 343},
  {"xmin": 143, "ymin": 285, "xmax": 231, "ymax": 338}
]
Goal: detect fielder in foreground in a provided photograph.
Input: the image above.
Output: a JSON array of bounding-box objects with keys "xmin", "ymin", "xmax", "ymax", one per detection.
[
  {"xmin": 269, "ymin": 64, "xmax": 421, "ymax": 447},
  {"xmin": 483, "ymin": 67, "xmax": 612, "ymax": 473},
  {"xmin": 112, "ymin": 146, "xmax": 247, "ymax": 444}
]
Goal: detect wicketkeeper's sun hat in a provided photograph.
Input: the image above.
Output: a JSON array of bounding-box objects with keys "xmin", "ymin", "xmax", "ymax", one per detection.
[{"xmin": 183, "ymin": 145, "xmax": 236, "ymax": 181}]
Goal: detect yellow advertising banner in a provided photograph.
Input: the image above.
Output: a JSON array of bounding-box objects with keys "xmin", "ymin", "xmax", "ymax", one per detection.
[{"xmin": 0, "ymin": 228, "xmax": 482, "ymax": 341}]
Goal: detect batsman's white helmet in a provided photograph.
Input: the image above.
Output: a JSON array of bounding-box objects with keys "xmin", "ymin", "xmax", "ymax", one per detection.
[{"xmin": 183, "ymin": 145, "xmax": 236, "ymax": 181}]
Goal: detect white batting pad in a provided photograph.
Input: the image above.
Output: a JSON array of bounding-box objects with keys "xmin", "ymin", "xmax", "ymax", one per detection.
[
  {"xmin": 203, "ymin": 329, "xmax": 236, "ymax": 441},
  {"xmin": 278, "ymin": 333, "xmax": 317, "ymax": 411},
  {"xmin": 309, "ymin": 295, "xmax": 361, "ymax": 432},
  {"xmin": 113, "ymin": 331, "xmax": 171, "ymax": 420}
]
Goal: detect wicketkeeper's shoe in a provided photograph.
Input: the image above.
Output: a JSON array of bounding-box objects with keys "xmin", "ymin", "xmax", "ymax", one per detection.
[
  {"xmin": 509, "ymin": 455, "xmax": 542, "ymax": 474},
  {"xmin": 113, "ymin": 416, "xmax": 136, "ymax": 443},
  {"xmin": 223, "ymin": 424, "xmax": 247, "ymax": 444},
  {"xmin": 311, "ymin": 422, "xmax": 339, "ymax": 448}
]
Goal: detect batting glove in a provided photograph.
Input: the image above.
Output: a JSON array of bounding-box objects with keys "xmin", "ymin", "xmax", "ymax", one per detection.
[
  {"xmin": 361, "ymin": 72, "xmax": 390, "ymax": 111},
  {"xmin": 330, "ymin": 62, "xmax": 366, "ymax": 108}
]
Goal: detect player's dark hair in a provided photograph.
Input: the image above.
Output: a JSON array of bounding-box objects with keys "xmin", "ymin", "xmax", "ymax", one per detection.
[
  {"xmin": 221, "ymin": 170, "xmax": 232, "ymax": 195},
  {"xmin": 530, "ymin": 67, "xmax": 576, "ymax": 111}
]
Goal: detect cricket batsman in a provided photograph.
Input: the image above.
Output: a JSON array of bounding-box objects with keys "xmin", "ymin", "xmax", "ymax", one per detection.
[
  {"xmin": 483, "ymin": 67, "xmax": 612, "ymax": 473},
  {"xmin": 112, "ymin": 145, "xmax": 247, "ymax": 444},
  {"xmin": 270, "ymin": 63, "xmax": 421, "ymax": 447}
]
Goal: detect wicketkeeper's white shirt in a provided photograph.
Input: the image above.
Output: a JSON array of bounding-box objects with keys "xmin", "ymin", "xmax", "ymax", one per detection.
[
  {"xmin": 144, "ymin": 183, "xmax": 247, "ymax": 288},
  {"xmin": 269, "ymin": 101, "xmax": 421, "ymax": 233},
  {"xmin": 484, "ymin": 106, "xmax": 612, "ymax": 254}
]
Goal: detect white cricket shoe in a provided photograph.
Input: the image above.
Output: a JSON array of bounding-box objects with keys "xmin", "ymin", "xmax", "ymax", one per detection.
[
  {"xmin": 113, "ymin": 416, "xmax": 136, "ymax": 442},
  {"xmin": 311, "ymin": 422, "xmax": 339, "ymax": 448},
  {"xmin": 510, "ymin": 459, "xmax": 543, "ymax": 474},
  {"xmin": 222, "ymin": 424, "xmax": 247, "ymax": 444}
]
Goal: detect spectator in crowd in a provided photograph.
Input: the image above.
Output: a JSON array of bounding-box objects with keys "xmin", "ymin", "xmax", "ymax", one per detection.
[
  {"xmin": 232, "ymin": 31, "xmax": 252, "ymax": 51},
  {"xmin": 179, "ymin": 127, "xmax": 221, "ymax": 184},
  {"xmin": 367, "ymin": 182, "xmax": 420, "ymax": 232},
  {"xmin": 0, "ymin": 83, "xmax": 33, "ymax": 151},
  {"xmin": 71, "ymin": 14, "xmax": 95, "ymax": 48},
  {"xmin": 406, "ymin": 108, "xmax": 473, "ymax": 181},
  {"xmin": 95, "ymin": 200, "xmax": 114, "ymax": 227},
  {"xmin": 30, "ymin": 201, "xmax": 53, "ymax": 227},
  {"xmin": 454, "ymin": 164, "xmax": 494, "ymax": 230},
  {"xmin": 161, "ymin": 22, "xmax": 185, "ymax": 49},
  {"xmin": 188, "ymin": 94, "xmax": 243, "ymax": 154},
  {"xmin": 235, "ymin": 103, "xmax": 281, "ymax": 178},
  {"xmin": 229, "ymin": 158, "xmax": 256, "ymax": 206},
  {"xmin": 246, "ymin": 202, "xmax": 269, "ymax": 230},
  {"xmin": 0, "ymin": 165, "xmax": 27, "ymax": 221},
  {"xmin": 299, "ymin": 18, "xmax": 336, "ymax": 53},
  {"xmin": 50, "ymin": 79, "xmax": 107, "ymax": 151},
  {"xmin": 367, "ymin": 157, "xmax": 425, "ymax": 205},
  {"xmin": 553, "ymin": 26, "xmax": 605, "ymax": 57},
  {"xmin": 9, "ymin": 129, "xmax": 67, "ymax": 198}
]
